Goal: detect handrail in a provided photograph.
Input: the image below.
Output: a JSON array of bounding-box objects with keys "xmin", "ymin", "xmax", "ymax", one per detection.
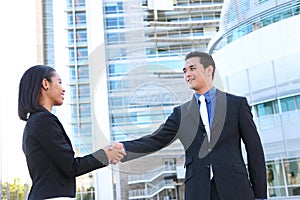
[
  {"xmin": 128, "ymin": 165, "xmax": 176, "ymax": 184},
  {"xmin": 128, "ymin": 180, "xmax": 175, "ymax": 199}
]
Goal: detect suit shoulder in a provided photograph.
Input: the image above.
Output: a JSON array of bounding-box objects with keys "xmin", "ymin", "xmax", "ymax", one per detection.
[
  {"xmin": 27, "ymin": 110, "xmax": 58, "ymax": 125},
  {"xmin": 223, "ymin": 92, "xmax": 246, "ymax": 101},
  {"xmin": 178, "ymin": 97, "xmax": 195, "ymax": 109}
]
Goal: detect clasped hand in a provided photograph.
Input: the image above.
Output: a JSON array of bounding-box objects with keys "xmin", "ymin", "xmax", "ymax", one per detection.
[{"xmin": 103, "ymin": 143, "xmax": 126, "ymax": 165}]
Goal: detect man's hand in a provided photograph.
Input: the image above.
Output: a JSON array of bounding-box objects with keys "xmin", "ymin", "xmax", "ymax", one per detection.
[{"xmin": 103, "ymin": 143, "xmax": 126, "ymax": 165}]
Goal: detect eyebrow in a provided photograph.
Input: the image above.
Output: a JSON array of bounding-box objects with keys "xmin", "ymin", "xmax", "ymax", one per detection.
[{"xmin": 182, "ymin": 64, "xmax": 195, "ymax": 71}]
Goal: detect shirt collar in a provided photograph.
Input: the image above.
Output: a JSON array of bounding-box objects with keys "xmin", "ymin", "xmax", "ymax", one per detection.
[{"xmin": 194, "ymin": 87, "xmax": 216, "ymax": 103}]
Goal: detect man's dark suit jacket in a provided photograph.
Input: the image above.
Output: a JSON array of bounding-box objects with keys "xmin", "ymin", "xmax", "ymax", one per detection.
[
  {"xmin": 122, "ymin": 89, "xmax": 267, "ymax": 200},
  {"xmin": 22, "ymin": 108, "xmax": 108, "ymax": 200}
]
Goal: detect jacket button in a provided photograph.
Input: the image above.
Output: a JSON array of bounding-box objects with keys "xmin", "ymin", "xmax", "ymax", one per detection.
[{"xmin": 208, "ymin": 148, "xmax": 212, "ymax": 152}]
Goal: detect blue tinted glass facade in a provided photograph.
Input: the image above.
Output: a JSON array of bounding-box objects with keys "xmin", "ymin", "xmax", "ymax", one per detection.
[{"xmin": 66, "ymin": 0, "xmax": 92, "ymax": 154}]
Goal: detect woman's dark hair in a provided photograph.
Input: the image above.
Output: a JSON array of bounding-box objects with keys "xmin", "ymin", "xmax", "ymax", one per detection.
[
  {"xmin": 185, "ymin": 51, "xmax": 216, "ymax": 79},
  {"xmin": 18, "ymin": 65, "xmax": 56, "ymax": 121}
]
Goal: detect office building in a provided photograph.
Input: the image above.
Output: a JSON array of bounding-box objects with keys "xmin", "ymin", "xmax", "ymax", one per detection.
[
  {"xmin": 65, "ymin": 0, "xmax": 224, "ymax": 199},
  {"xmin": 103, "ymin": 0, "xmax": 223, "ymax": 199},
  {"xmin": 208, "ymin": 0, "xmax": 300, "ymax": 198}
]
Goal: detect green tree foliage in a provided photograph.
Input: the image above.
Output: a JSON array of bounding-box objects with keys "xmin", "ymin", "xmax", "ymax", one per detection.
[{"xmin": 1, "ymin": 178, "xmax": 30, "ymax": 200}]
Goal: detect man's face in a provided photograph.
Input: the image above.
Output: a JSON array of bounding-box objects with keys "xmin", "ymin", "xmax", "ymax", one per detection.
[{"xmin": 183, "ymin": 57, "xmax": 211, "ymax": 93}]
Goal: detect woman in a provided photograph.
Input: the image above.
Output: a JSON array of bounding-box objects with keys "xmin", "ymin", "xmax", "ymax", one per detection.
[{"xmin": 18, "ymin": 65, "xmax": 125, "ymax": 199}]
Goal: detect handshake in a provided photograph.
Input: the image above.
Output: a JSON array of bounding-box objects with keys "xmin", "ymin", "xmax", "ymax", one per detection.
[{"xmin": 103, "ymin": 143, "xmax": 126, "ymax": 165}]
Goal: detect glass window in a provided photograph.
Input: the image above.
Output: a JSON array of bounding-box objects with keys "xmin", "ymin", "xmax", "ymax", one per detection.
[
  {"xmin": 284, "ymin": 158, "xmax": 300, "ymax": 196},
  {"xmin": 285, "ymin": 159, "xmax": 300, "ymax": 185},
  {"xmin": 68, "ymin": 30, "xmax": 74, "ymax": 44},
  {"xmin": 105, "ymin": 17, "xmax": 124, "ymax": 29},
  {"xmin": 262, "ymin": 16, "xmax": 273, "ymax": 26},
  {"xmin": 67, "ymin": 0, "xmax": 85, "ymax": 8},
  {"xmin": 282, "ymin": 10, "xmax": 292, "ymax": 19},
  {"xmin": 112, "ymin": 113, "xmax": 126, "ymax": 124},
  {"xmin": 267, "ymin": 160, "xmax": 287, "ymax": 197},
  {"xmin": 79, "ymin": 103, "xmax": 91, "ymax": 118},
  {"xmin": 74, "ymin": 0, "xmax": 85, "ymax": 7},
  {"xmin": 109, "ymin": 64, "xmax": 115, "ymax": 74},
  {"xmin": 281, "ymin": 96, "xmax": 296, "ymax": 112},
  {"xmin": 70, "ymin": 86, "xmax": 78, "ymax": 104},
  {"xmin": 107, "ymin": 33, "xmax": 118, "ymax": 43},
  {"xmin": 105, "ymin": 2, "xmax": 123, "ymax": 14},
  {"xmin": 105, "ymin": 4, "xmax": 117, "ymax": 14},
  {"xmin": 69, "ymin": 65, "xmax": 89, "ymax": 83},
  {"xmin": 106, "ymin": 18, "xmax": 118, "ymax": 28},
  {"xmin": 67, "ymin": 0, "xmax": 72, "ymax": 8},
  {"xmin": 259, "ymin": 0, "xmax": 268, "ymax": 4},
  {"xmin": 77, "ymin": 65, "xmax": 89, "ymax": 82},
  {"xmin": 117, "ymin": 2, "xmax": 123, "ymax": 12},
  {"xmin": 77, "ymin": 47, "xmax": 88, "ymax": 63},
  {"xmin": 256, "ymin": 101, "xmax": 275, "ymax": 117},
  {"xmin": 78, "ymin": 84, "xmax": 90, "ymax": 101},
  {"xmin": 71, "ymin": 104, "xmax": 78, "ymax": 119},
  {"xmin": 67, "ymin": 13, "xmax": 74, "ymax": 26},
  {"xmin": 240, "ymin": 0, "xmax": 250, "ymax": 13},
  {"xmin": 106, "ymin": 32, "xmax": 125, "ymax": 44},
  {"xmin": 296, "ymin": 95, "xmax": 300, "ymax": 109},
  {"xmin": 293, "ymin": 4, "xmax": 300, "ymax": 15},
  {"xmin": 272, "ymin": 13, "xmax": 281, "ymax": 22},
  {"xmin": 111, "ymin": 97, "xmax": 123, "ymax": 107},
  {"xmin": 76, "ymin": 30, "xmax": 87, "ymax": 44},
  {"xmin": 109, "ymin": 80, "xmax": 119, "ymax": 91},
  {"xmin": 75, "ymin": 12, "xmax": 86, "ymax": 27},
  {"xmin": 274, "ymin": 100, "xmax": 279, "ymax": 113},
  {"xmin": 69, "ymin": 66, "xmax": 76, "ymax": 83},
  {"xmin": 69, "ymin": 48, "xmax": 75, "ymax": 63}
]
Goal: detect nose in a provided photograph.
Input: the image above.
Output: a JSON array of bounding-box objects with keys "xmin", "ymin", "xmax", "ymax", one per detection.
[{"xmin": 185, "ymin": 68, "xmax": 192, "ymax": 77}]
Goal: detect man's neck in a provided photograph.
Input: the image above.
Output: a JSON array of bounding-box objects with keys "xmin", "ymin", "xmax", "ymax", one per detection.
[{"xmin": 195, "ymin": 86, "xmax": 214, "ymax": 95}]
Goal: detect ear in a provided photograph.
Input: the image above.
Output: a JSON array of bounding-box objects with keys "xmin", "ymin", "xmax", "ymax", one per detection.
[
  {"xmin": 206, "ymin": 65, "xmax": 214, "ymax": 76},
  {"xmin": 41, "ymin": 78, "xmax": 49, "ymax": 91}
]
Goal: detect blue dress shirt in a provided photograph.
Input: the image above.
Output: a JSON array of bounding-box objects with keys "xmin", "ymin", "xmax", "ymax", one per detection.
[{"xmin": 195, "ymin": 87, "xmax": 217, "ymax": 129}]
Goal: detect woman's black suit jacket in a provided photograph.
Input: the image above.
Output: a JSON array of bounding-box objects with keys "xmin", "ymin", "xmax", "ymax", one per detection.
[
  {"xmin": 22, "ymin": 109, "xmax": 108, "ymax": 200},
  {"xmin": 122, "ymin": 90, "xmax": 267, "ymax": 200}
]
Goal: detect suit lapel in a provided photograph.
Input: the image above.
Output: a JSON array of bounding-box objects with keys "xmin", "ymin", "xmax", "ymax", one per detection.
[
  {"xmin": 186, "ymin": 96, "xmax": 205, "ymax": 131},
  {"xmin": 210, "ymin": 90, "xmax": 227, "ymax": 147},
  {"xmin": 178, "ymin": 96, "xmax": 205, "ymax": 151}
]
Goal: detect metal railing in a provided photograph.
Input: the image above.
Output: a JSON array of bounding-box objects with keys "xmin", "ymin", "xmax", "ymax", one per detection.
[
  {"xmin": 128, "ymin": 164, "xmax": 176, "ymax": 184},
  {"xmin": 128, "ymin": 179, "xmax": 175, "ymax": 199}
]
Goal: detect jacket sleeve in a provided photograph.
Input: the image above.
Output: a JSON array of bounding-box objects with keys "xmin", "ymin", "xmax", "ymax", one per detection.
[
  {"xmin": 121, "ymin": 106, "xmax": 181, "ymax": 162},
  {"xmin": 238, "ymin": 97, "xmax": 267, "ymax": 198},
  {"xmin": 32, "ymin": 113, "xmax": 109, "ymax": 177}
]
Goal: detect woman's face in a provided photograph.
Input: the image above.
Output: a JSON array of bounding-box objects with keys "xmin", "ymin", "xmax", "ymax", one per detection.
[{"xmin": 47, "ymin": 72, "xmax": 65, "ymax": 106}]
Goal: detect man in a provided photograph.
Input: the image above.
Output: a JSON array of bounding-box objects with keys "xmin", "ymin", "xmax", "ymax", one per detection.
[{"xmin": 119, "ymin": 51, "xmax": 267, "ymax": 200}]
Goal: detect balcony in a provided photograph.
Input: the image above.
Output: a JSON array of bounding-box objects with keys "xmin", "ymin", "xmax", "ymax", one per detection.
[
  {"xmin": 128, "ymin": 164, "xmax": 176, "ymax": 184},
  {"xmin": 128, "ymin": 179, "xmax": 175, "ymax": 199}
]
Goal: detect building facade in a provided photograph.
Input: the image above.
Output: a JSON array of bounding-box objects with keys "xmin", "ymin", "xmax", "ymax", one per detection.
[
  {"xmin": 65, "ymin": 0, "xmax": 223, "ymax": 199},
  {"xmin": 208, "ymin": 0, "xmax": 300, "ymax": 198},
  {"xmin": 102, "ymin": 0, "xmax": 223, "ymax": 199}
]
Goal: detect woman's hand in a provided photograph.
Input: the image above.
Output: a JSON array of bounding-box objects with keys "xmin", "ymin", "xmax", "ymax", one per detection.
[{"xmin": 103, "ymin": 143, "xmax": 126, "ymax": 165}]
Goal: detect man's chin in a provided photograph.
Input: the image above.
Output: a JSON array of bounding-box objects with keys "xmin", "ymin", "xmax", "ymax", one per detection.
[{"xmin": 187, "ymin": 85, "xmax": 196, "ymax": 90}]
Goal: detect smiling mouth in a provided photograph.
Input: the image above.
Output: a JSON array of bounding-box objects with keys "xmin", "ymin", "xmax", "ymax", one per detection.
[{"xmin": 187, "ymin": 78, "xmax": 195, "ymax": 83}]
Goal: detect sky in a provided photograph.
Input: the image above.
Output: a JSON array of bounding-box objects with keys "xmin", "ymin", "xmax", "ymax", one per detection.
[{"xmin": 0, "ymin": 1, "xmax": 40, "ymax": 183}]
